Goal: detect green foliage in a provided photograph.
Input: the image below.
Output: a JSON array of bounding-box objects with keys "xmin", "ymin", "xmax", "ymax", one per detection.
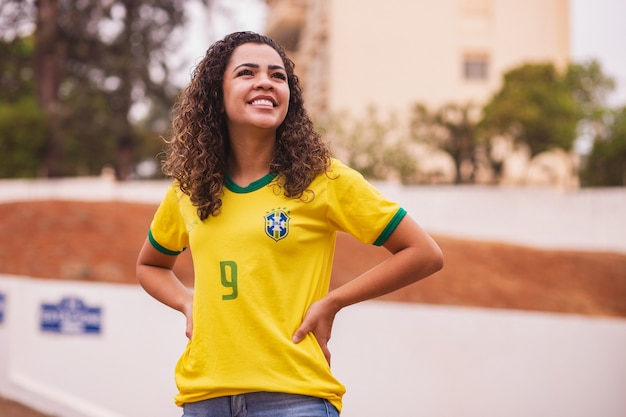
[
  {"xmin": 410, "ymin": 102, "xmax": 480, "ymax": 183},
  {"xmin": 319, "ymin": 107, "xmax": 420, "ymax": 183},
  {"xmin": 132, "ymin": 99, "xmax": 174, "ymax": 178},
  {"xmin": 581, "ymin": 106, "xmax": 626, "ymax": 186},
  {"xmin": 0, "ymin": 0, "xmax": 186, "ymax": 178},
  {"xmin": 0, "ymin": 98, "xmax": 48, "ymax": 178},
  {"xmin": 382, "ymin": 141, "xmax": 419, "ymax": 184},
  {"xmin": 565, "ymin": 60, "xmax": 615, "ymax": 120},
  {"xmin": 480, "ymin": 63, "xmax": 581, "ymax": 156},
  {"xmin": 478, "ymin": 59, "xmax": 622, "ymax": 186},
  {"xmin": 61, "ymin": 84, "xmax": 121, "ymax": 174},
  {"xmin": 0, "ymin": 36, "xmax": 48, "ymax": 177},
  {"xmin": 323, "ymin": 60, "xmax": 620, "ymax": 186},
  {"xmin": 0, "ymin": 36, "xmax": 35, "ymax": 101}
]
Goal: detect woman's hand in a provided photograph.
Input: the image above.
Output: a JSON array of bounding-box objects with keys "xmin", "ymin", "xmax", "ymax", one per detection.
[
  {"xmin": 182, "ymin": 297, "xmax": 194, "ymax": 339},
  {"xmin": 292, "ymin": 297, "xmax": 340, "ymax": 365},
  {"xmin": 292, "ymin": 215, "xmax": 443, "ymax": 366}
]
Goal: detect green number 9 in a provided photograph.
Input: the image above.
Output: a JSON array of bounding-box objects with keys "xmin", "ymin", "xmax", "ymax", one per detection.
[{"xmin": 220, "ymin": 261, "xmax": 238, "ymax": 300}]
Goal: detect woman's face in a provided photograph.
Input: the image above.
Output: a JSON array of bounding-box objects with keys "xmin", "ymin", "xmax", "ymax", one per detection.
[{"xmin": 222, "ymin": 42, "xmax": 290, "ymax": 136}]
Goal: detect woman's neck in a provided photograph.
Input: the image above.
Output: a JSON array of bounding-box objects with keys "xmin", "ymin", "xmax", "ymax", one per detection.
[{"xmin": 227, "ymin": 131, "xmax": 276, "ymax": 187}]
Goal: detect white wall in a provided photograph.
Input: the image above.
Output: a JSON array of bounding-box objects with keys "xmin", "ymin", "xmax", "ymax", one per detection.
[
  {"xmin": 372, "ymin": 182, "xmax": 626, "ymax": 253},
  {"xmin": 333, "ymin": 302, "xmax": 626, "ymax": 417},
  {"xmin": 1, "ymin": 177, "xmax": 625, "ymax": 253},
  {"xmin": 0, "ymin": 276, "xmax": 187, "ymax": 417},
  {"xmin": 1, "ymin": 276, "xmax": 625, "ymax": 417}
]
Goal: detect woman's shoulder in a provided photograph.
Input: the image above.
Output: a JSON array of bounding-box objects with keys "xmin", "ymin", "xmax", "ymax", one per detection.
[
  {"xmin": 161, "ymin": 180, "xmax": 192, "ymax": 205},
  {"xmin": 327, "ymin": 158, "xmax": 366, "ymax": 180},
  {"xmin": 309, "ymin": 158, "xmax": 370, "ymax": 195}
]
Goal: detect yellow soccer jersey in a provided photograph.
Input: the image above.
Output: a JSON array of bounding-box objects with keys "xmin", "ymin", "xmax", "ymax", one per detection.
[{"xmin": 148, "ymin": 158, "xmax": 406, "ymax": 411}]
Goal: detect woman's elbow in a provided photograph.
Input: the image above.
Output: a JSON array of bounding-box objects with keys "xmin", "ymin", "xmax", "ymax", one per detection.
[
  {"xmin": 431, "ymin": 244, "xmax": 445, "ymax": 273},
  {"xmin": 423, "ymin": 240, "xmax": 444, "ymax": 277}
]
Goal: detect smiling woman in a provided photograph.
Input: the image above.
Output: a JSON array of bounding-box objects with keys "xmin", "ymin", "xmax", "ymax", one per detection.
[
  {"xmin": 222, "ymin": 42, "xmax": 290, "ymax": 176},
  {"xmin": 135, "ymin": 31, "xmax": 443, "ymax": 416},
  {"xmin": 159, "ymin": 32, "xmax": 331, "ymax": 221}
]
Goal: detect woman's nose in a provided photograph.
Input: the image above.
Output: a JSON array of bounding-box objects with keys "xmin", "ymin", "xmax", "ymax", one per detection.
[{"xmin": 255, "ymin": 74, "xmax": 273, "ymax": 90}]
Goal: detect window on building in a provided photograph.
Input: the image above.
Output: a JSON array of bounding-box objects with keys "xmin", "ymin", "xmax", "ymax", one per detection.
[
  {"xmin": 461, "ymin": 0, "xmax": 491, "ymax": 16},
  {"xmin": 463, "ymin": 55, "xmax": 489, "ymax": 80}
]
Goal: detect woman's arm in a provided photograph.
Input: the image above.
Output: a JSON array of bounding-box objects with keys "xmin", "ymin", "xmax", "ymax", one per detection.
[
  {"xmin": 136, "ymin": 238, "xmax": 194, "ymax": 338},
  {"xmin": 292, "ymin": 215, "xmax": 443, "ymax": 363}
]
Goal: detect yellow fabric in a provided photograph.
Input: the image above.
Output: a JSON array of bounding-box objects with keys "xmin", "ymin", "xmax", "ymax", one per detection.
[{"xmin": 148, "ymin": 159, "xmax": 405, "ymax": 411}]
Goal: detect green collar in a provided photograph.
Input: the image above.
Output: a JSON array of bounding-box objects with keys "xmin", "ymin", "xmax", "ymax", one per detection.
[{"xmin": 225, "ymin": 172, "xmax": 277, "ymax": 193}]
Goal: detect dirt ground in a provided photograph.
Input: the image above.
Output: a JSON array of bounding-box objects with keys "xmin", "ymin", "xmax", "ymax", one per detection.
[
  {"xmin": 0, "ymin": 396, "xmax": 55, "ymax": 417},
  {"xmin": 1, "ymin": 200, "xmax": 625, "ymax": 416}
]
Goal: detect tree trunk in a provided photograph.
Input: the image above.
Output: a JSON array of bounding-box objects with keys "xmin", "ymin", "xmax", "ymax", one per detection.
[
  {"xmin": 34, "ymin": 0, "xmax": 66, "ymax": 177},
  {"xmin": 114, "ymin": 1, "xmax": 139, "ymax": 181}
]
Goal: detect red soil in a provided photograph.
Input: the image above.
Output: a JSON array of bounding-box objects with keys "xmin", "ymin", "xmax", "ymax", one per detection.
[{"xmin": 1, "ymin": 200, "xmax": 624, "ymax": 317}]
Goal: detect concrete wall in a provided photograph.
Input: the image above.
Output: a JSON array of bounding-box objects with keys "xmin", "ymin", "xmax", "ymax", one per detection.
[
  {"xmin": 332, "ymin": 301, "xmax": 626, "ymax": 417},
  {"xmin": 0, "ymin": 276, "xmax": 186, "ymax": 417},
  {"xmin": 371, "ymin": 182, "xmax": 626, "ymax": 253},
  {"xmin": 2, "ymin": 177, "xmax": 624, "ymax": 252}
]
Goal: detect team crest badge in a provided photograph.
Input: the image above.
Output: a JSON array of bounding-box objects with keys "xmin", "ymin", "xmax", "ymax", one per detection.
[{"xmin": 264, "ymin": 208, "xmax": 290, "ymax": 242}]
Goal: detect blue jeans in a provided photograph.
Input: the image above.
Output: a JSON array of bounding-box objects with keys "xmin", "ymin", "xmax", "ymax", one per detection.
[{"xmin": 182, "ymin": 392, "xmax": 340, "ymax": 417}]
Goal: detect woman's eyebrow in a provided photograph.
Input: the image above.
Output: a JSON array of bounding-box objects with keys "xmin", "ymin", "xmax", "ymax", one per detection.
[{"xmin": 232, "ymin": 63, "xmax": 285, "ymax": 72}]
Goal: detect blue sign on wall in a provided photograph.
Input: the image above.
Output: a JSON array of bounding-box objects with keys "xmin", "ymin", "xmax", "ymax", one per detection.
[
  {"xmin": 40, "ymin": 297, "xmax": 102, "ymax": 334},
  {"xmin": 0, "ymin": 292, "xmax": 5, "ymax": 324}
]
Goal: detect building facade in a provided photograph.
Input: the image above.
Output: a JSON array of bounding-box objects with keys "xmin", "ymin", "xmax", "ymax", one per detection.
[
  {"xmin": 266, "ymin": 0, "xmax": 570, "ymax": 120},
  {"xmin": 265, "ymin": 0, "xmax": 577, "ymax": 188}
]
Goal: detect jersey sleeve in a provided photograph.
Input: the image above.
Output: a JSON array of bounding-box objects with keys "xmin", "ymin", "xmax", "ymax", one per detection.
[
  {"xmin": 326, "ymin": 160, "xmax": 406, "ymax": 246},
  {"xmin": 148, "ymin": 183, "xmax": 189, "ymax": 255}
]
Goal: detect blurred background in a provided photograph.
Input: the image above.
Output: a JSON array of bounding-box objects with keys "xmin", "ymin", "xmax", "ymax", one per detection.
[
  {"xmin": 0, "ymin": 0, "xmax": 624, "ymax": 186},
  {"xmin": 0, "ymin": 1, "xmax": 625, "ymax": 416}
]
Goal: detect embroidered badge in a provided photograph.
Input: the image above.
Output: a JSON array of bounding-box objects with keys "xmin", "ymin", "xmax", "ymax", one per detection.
[{"xmin": 264, "ymin": 208, "xmax": 290, "ymax": 242}]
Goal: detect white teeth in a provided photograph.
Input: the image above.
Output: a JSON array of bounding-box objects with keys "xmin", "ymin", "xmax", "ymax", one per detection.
[{"xmin": 251, "ymin": 99, "xmax": 274, "ymax": 107}]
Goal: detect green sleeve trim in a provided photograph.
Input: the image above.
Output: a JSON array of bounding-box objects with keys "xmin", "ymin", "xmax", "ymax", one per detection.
[
  {"xmin": 148, "ymin": 230, "xmax": 184, "ymax": 256},
  {"xmin": 373, "ymin": 208, "xmax": 407, "ymax": 246}
]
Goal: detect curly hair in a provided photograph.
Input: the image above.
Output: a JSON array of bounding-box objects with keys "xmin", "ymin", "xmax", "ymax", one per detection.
[{"xmin": 162, "ymin": 31, "xmax": 331, "ymax": 220}]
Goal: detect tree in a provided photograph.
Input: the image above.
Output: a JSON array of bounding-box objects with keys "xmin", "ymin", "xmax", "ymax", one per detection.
[
  {"xmin": 319, "ymin": 106, "xmax": 428, "ymax": 183},
  {"xmin": 34, "ymin": 0, "xmax": 65, "ymax": 176},
  {"xmin": 322, "ymin": 107, "xmax": 398, "ymax": 180},
  {"xmin": 0, "ymin": 33, "xmax": 50, "ymax": 178},
  {"xmin": 0, "ymin": 34, "xmax": 36, "ymax": 101},
  {"xmin": 409, "ymin": 102, "xmax": 480, "ymax": 184},
  {"xmin": 565, "ymin": 59, "xmax": 615, "ymax": 133},
  {"xmin": 480, "ymin": 63, "xmax": 581, "ymax": 157},
  {"xmin": 581, "ymin": 106, "xmax": 626, "ymax": 186},
  {"xmin": 0, "ymin": 97, "xmax": 48, "ymax": 178},
  {"xmin": 0, "ymin": 0, "xmax": 187, "ymax": 178}
]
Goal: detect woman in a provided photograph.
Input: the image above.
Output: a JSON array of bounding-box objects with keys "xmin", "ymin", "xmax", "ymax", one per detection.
[{"xmin": 136, "ymin": 31, "xmax": 443, "ymax": 417}]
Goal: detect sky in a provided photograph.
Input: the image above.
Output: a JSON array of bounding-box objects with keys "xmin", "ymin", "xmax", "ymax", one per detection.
[
  {"xmin": 171, "ymin": 0, "xmax": 266, "ymax": 87},
  {"xmin": 175, "ymin": 0, "xmax": 626, "ymax": 107},
  {"xmin": 570, "ymin": 0, "xmax": 626, "ymax": 107}
]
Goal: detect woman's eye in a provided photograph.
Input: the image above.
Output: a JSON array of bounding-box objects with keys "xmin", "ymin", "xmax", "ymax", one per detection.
[
  {"xmin": 236, "ymin": 69, "xmax": 254, "ymax": 77},
  {"xmin": 272, "ymin": 72, "xmax": 287, "ymax": 81}
]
